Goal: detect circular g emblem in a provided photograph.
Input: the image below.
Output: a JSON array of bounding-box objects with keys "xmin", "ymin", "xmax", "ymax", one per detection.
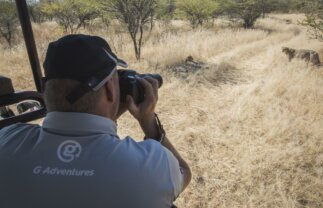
[{"xmin": 57, "ymin": 140, "xmax": 82, "ymax": 163}]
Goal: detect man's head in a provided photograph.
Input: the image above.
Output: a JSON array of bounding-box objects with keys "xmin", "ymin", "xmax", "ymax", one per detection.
[{"xmin": 43, "ymin": 34, "xmax": 128, "ymax": 120}]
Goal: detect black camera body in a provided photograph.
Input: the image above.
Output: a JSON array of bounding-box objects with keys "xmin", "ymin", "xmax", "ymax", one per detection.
[{"xmin": 118, "ymin": 70, "xmax": 163, "ymax": 104}]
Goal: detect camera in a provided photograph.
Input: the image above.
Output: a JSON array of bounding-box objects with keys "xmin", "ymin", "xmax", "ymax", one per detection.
[{"xmin": 118, "ymin": 70, "xmax": 163, "ymax": 104}]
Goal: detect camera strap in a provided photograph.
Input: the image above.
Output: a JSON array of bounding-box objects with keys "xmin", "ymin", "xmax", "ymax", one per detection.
[{"xmin": 144, "ymin": 113, "xmax": 166, "ymax": 143}]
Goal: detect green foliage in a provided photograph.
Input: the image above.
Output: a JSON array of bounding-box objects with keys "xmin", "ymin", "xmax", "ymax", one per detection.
[
  {"xmin": 27, "ymin": 0, "xmax": 47, "ymax": 23},
  {"xmin": 99, "ymin": 8, "xmax": 114, "ymax": 29},
  {"xmin": 301, "ymin": 0, "xmax": 323, "ymax": 40},
  {"xmin": 270, "ymin": 0, "xmax": 299, "ymax": 12},
  {"xmin": 176, "ymin": 0, "xmax": 219, "ymax": 28},
  {"xmin": 219, "ymin": 0, "xmax": 263, "ymax": 28},
  {"xmin": 41, "ymin": 0, "xmax": 100, "ymax": 33},
  {"xmin": 156, "ymin": 0, "xmax": 176, "ymax": 21},
  {"xmin": 0, "ymin": 0, "xmax": 19, "ymax": 47}
]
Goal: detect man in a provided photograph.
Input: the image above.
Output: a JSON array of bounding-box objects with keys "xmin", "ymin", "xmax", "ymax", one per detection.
[{"xmin": 0, "ymin": 34, "xmax": 191, "ymax": 208}]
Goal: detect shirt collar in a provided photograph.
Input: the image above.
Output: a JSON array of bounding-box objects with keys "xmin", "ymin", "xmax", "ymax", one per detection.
[{"xmin": 42, "ymin": 112, "xmax": 117, "ymax": 135}]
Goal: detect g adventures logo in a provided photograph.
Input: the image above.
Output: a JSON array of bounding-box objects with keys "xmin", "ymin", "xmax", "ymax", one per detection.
[
  {"xmin": 57, "ymin": 140, "xmax": 82, "ymax": 163},
  {"xmin": 32, "ymin": 140, "xmax": 95, "ymax": 177}
]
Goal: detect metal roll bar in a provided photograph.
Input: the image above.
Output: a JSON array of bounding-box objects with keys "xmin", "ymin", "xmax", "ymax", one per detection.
[
  {"xmin": 0, "ymin": 0, "xmax": 46, "ymax": 128},
  {"xmin": 15, "ymin": 0, "xmax": 43, "ymax": 92}
]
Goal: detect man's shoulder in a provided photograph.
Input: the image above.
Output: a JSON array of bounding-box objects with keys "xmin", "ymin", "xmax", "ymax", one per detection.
[
  {"xmin": 120, "ymin": 137, "xmax": 167, "ymax": 157},
  {"xmin": 113, "ymin": 137, "xmax": 168, "ymax": 165}
]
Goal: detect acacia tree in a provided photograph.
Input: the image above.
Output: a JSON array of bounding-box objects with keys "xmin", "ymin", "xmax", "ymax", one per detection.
[
  {"xmin": 177, "ymin": 0, "xmax": 219, "ymax": 28},
  {"xmin": 41, "ymin": 0, "xmax": 99, "ymax": 33},
  {"xmin": 0, "ymin": 0, "xmax": 19, "ymax": 47},
  {"xmin": 102, "ymin": 0, "xmax": 158, "ymax": 60},
  {"xmin": 220, "ymin": 0, "xmax": 263, "ymax": 28}
]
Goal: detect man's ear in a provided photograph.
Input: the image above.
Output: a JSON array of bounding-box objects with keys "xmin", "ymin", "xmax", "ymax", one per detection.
[{"xmin": 103, "ymin": 79, "xmax": 116, "ymax": 103}]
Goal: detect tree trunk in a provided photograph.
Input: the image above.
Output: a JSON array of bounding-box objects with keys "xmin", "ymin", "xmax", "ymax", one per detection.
[
  {"xmin": 149, "ymin": 14, "xmax": 154, "ymax": 32},
  {"xmin": 243, "ymin": 18, "xmax": 254, "ymax": 29},
  {"xmin": 6, "ymin": 23, "xmax": 12, "ymax": 48},
  {"xmin": 131, "ymin": 33, "xmax": 140, "ymax": 60}
]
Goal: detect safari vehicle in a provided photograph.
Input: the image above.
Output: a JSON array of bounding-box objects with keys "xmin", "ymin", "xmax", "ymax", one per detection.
[{"xmin": 0, "ymin": 0, "xmax": 46, "ymax": 128}]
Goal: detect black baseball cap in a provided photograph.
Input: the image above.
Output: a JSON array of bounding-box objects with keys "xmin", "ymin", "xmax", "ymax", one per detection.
[{"xmin": 43, "ymin": 34, "xmax": 128, "ymax": 104}]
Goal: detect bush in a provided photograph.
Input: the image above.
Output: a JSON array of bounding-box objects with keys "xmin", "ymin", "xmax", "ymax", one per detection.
[
  {"xmin": 301, "ymin": 0, "xmax": 323, "ymax": 40},
  {"xmin": 176, "ymin": 0, "xmax": 219, "ymax": 28},
  {"xmin": 220, "ymin": 0, "xmax": 263, "ymax": 29}
]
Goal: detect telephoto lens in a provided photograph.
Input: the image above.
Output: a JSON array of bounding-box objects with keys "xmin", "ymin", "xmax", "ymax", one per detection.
[{"xmin": 118, "ymin": 70, "xmax": 163, "ymax": 104}]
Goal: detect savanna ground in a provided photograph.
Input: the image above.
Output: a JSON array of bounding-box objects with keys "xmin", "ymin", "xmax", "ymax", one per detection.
[{"xmin": 0, "ymin": 14, "xmax": 323, "ymax": 208}]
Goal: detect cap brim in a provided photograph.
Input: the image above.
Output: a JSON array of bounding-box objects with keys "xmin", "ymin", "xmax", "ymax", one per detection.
[
  {"xmin": 116, "ymin": 58, "xmax": 128, "ymax": 68},
  {"xmin": 103, "ymin": 48, "xmax": 128, "ymax": 68}
]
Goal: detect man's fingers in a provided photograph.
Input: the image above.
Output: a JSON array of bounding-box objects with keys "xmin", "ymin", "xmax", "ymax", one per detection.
[
  {"xmin": 137, "ymin": 76, "xmax": 153, "ymax": 91},
  {"xmin": 144, "ymin": 76, "xmax": 159, "ymax": 89},
  {"xmin": 144, "ymin": 77, "xmax": 158, "ymax": 100},
  {"xmin": 127, "ymin": 95, "xmax": 139, "ymax": 116},
  {"xmin": 137, "ymin": 76, "xmax": 154, "ymax": 101},
  {"xmin": 126, "ymin": 76, "xmax": 159, "ymax": 122}
]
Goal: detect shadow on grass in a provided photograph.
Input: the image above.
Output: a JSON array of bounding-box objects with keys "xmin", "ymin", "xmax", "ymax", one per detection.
[{"xmin": 168, "ymin": 60, "xmax": 242, "ymax": 86}]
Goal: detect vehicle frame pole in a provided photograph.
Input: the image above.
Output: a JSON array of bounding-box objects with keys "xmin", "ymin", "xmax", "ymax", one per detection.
[{"xmin": 15, "ymin": 0, "xmax": 43, "ymax": 92}]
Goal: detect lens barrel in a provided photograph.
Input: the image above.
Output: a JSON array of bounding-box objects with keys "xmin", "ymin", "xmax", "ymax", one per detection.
[
  {"xmin": 118, "ymin": 70, "xmax": 163, "ymax": 104},
  {"xmin": 138, "ymin": 74, "xmax": 163, "ymax": 88}
]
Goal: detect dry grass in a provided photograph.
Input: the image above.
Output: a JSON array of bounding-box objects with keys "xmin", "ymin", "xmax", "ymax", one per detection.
[{"xmin": 1, "ymin": 14, "xmax": 323, "ymax": 208}]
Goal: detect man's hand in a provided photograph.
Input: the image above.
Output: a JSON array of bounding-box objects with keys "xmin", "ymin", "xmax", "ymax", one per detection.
[{"xmin": 127, "ymin": 76, "xmax": 160, "ymax": 139}]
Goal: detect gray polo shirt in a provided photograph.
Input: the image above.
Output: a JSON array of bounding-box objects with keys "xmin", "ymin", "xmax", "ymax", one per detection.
[{"xmin": 0, "ymin": 112, "xmax": 183, "ymax": 208}]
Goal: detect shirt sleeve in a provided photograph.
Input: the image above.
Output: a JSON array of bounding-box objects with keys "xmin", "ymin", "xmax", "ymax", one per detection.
[
  {"xmin": 132, "ymin": 139, "xmax": 185, "ymax": 200},
  {"xmin": 163, "ymin": 147, "xmax": 184, "ymax": 199}
]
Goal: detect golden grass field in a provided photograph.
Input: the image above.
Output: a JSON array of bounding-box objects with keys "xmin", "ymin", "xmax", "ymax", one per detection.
[{"xmin": 1, "ymin": 14, "xmax": 323, "ymax": 207}]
